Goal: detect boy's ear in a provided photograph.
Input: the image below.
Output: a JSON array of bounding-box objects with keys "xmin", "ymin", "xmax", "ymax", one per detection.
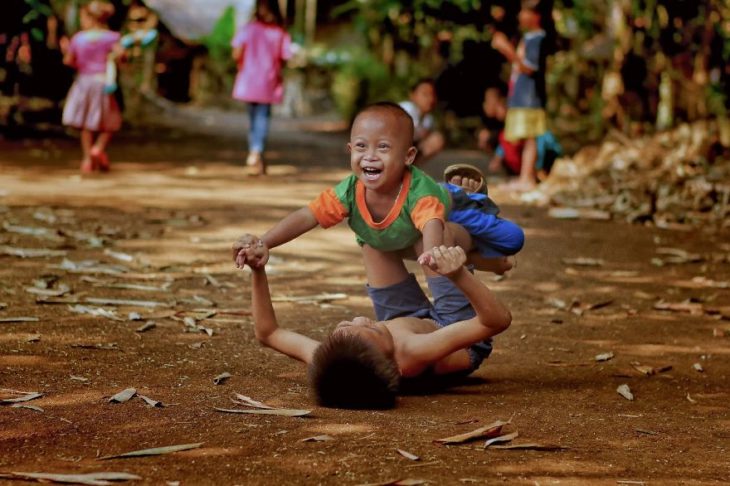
[
  {"xmin": 346, "ymin": 142, "xmax": 352, "ymax": 154},
  {"xmin": 405, "ymin": 146, "xmax": 418, "ymax": 166}
]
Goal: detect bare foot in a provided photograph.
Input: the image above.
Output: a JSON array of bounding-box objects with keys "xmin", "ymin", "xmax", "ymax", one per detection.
[
  {"xmin": 80, "ymin": 158, "xmax": 95, "ymax": 174},
  {"xmin": 466, "ymin": 254, "xmax": 514, "ymax": 275},
  {"xmin": 448, "ymin": 174, "xmax": 482, "ymax": 193}
]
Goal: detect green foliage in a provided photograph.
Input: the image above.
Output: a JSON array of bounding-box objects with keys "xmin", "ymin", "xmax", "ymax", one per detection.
[
  {"xmin": 202, "ymin": 5, "xmax": 236, "ymax": 64},
  {"xmin": 199, "ymin": 5, "xmax": 237, "ymax": 98}
]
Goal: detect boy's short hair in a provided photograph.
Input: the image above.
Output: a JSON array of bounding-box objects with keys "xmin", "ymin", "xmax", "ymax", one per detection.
[
  {"xmin": 353, "ymin": 102, "xmax": 415, "ymax": 145},
  {"xmin": 308, "ymin": 332, "xmax": 400, "ymax": 409}
]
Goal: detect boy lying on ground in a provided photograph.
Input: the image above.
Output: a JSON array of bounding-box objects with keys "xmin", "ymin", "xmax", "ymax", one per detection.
[{"xmin": 235, "ymin": 233, "xmax": 512, "ymax": 409}]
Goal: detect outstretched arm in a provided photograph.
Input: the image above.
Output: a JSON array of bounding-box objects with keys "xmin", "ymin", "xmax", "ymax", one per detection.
[
  {"xmin": 239, "ymin": 234, "xmax": 320, "ymax": 364},
  {"xmin": 233, "ymin": 207, "xmax": 318, "ymax": 269},
  {"xmin": 261, "ymin": 207, "xmax": 318, "ymax": 249}
]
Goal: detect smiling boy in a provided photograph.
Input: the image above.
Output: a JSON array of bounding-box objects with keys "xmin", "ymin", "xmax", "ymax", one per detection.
[{"xmin": 235, "ymin": 102, "xmax": 523, "ymax": 275}]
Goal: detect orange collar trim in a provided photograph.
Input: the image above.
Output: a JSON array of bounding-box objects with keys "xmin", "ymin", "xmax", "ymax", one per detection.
[{"xmin": 355, "ymin": 169, "xmax": 412, "ymax": 229}]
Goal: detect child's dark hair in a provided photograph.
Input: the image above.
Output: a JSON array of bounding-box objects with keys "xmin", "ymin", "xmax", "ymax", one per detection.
[
  {"xmin": 522, "ymin": 0, "xmax": 557, "ymax": 55},
  {"xmin": 353, "ymin": 102, "xmax": 416, "ymax": 143},
  {"xmin": 256, "ymin": 0, "xmax": 285, "ymax": 26},
  {"xmin": 308, "ymin": 332, "xmax": 399, "ymax": 409},
  {"xmin": 410, "ymin": 77, "xmax": 435, "ymax": 92},
  {"xmin": 83, "ymin": 0, "xmax": 115, "ymax": 24}
]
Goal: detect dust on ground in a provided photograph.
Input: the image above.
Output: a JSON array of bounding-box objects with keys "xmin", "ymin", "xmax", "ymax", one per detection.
[{"xmin": 1, "ymin": 116, "xmax": 729, "ymax": 485}]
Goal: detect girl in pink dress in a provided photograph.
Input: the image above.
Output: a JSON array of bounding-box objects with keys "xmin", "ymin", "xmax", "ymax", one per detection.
[
  {"xmin": 62, "ymin": 1, "xmax": 122, "ymax": 173},
  {"xmin": 231, "ymin": 0, "xmax": 292, "ymax": 175}
]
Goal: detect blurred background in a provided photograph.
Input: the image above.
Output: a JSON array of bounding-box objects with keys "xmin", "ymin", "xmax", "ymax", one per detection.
[{"xmin": 2, "ymin": 0, "xmax": 728, "ymax": 149}]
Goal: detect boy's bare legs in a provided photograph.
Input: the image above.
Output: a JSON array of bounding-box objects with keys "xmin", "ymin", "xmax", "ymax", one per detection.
[
  {"xmin": 361, "ymin": 244, "xmax": 411, "ymax": 288},
  {"xmin": 513, "ymin": 137, "xmax": 537, "ymax": 191},
  {"xmin": 80, "ymin": 129, "xmax": 94, "ymax": 172}
]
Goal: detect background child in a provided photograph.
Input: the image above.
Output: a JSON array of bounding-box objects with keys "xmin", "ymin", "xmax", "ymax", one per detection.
[
  {"xmin": 491, "ymin": 0, "xmax": 550, "ymax": 191},
  {"xmin": 231, "ymin": 0, "xmax": 292, "ymax": 176},
  {"xmin": 236, "ymin": 234, "xmax": 512, "ymax": 409},
  {"xmin": 398, "ymin": 78, "xmax": 445, "ymax": 165},
  {"xmin": 62, "ymin": 0, "xmax": 122, "ymax": 173},
  {"xmin": 480, "ymin": 85, "xmax": 562, "ymax": 178}
]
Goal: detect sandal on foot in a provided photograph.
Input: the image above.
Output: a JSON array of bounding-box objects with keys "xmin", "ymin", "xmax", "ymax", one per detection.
[{"xmin": 444, "ymin": 163, "xmax": 487, "ymax": 195}]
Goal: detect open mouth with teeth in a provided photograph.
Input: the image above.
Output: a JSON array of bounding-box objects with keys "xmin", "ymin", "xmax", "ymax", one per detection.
[{"xmin": 361, "ymin": 166, "xmax": 383, "ymax": 181}]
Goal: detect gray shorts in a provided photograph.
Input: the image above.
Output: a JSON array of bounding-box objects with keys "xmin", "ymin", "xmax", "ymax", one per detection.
[{"xmin": 366, "ymin": 273, "xmax": 493, "ymax": 372}]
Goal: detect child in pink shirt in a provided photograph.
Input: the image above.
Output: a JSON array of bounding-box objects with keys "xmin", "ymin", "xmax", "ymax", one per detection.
[
  {"xmin": 62, "ymin": 0, "xmax": 122, "ymax": 174},
  {"xmin": 231, "ymin": 0, "xmax": 292, "ymax": 176}
]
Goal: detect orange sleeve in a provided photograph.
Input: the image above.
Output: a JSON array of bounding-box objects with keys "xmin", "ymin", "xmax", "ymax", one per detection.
[
  {"xmin": 411, "ymin": 195, "xmax": 447, "ymax": 231},
  {"xmin": 308, "ymin": 188, "xmax": 349, "ymax": 228}
]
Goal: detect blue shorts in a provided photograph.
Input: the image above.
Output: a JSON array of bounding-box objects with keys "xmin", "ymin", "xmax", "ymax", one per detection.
[
  {"xmin": 366, "ymin": 273, "xmax": 493, "ymax": 372},
  {"xmin": 443, "ymin": 183, "xmax": 525, "ymax": 258}
]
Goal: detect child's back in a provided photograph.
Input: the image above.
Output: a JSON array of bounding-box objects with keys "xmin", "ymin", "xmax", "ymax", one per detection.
[{"xmin": 69, "ymin": 30, "xmax": 120, "ymax": 75}]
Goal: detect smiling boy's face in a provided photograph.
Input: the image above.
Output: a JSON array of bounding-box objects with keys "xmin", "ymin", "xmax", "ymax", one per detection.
[{"xmin": 347, "ymin": 107, "xmax": 417, "ymax": 194}]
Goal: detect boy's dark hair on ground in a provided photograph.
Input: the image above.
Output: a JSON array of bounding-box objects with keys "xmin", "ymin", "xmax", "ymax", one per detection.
[
  {"xmin": 410, "ymin": 77, "xmax": 435, "ymax": 92},
  {"xmin": 353, "ymin": 102, "xmax": 415, "ymax": 144},
  {"xmin": 308, "ymin": 332, "xmax": 400, "ymax": 409}
]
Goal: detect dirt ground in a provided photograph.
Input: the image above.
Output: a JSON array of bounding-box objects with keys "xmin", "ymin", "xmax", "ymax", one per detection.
[{"xmin": 1, "ymin": 116, "xmax": 729, "ymax": 485}]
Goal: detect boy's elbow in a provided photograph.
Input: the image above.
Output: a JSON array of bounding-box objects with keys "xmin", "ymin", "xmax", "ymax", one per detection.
[
  {"xmin": 499, "ymin": 309, "xmax": 512, "ymax": 331},
  {"xmin": 253, "ymin": 329, "xmax": 272, "ymax": 347},
  {"xmin": 484, "ymin": 309, "xmax": 511, "ymax": 334}
]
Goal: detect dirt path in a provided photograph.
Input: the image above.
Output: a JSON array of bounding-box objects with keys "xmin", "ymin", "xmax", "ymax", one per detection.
[{"xmin": 1, "ymin": 122, "xmax": 729, "ymax": 485}]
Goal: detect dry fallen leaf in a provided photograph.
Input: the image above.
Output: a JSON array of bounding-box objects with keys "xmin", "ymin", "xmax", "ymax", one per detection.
[
  {"xmin": 213, "ymin": 372, "xmax": 232, "ymax": 385},
  {"xmin": 214, "ymin": 407, "xmax": 311, "ymax": 417},
  {"xmin": 561, "ymin": 257, "xmax": 605, "ymax": 267},
  {"xmin": 396, "ymin": 449, "xmax": 420, "ymax": 461},
  {"xmin": 85, "ymin": 297, "xmax": 168, "ymax": 308},
  {"xmin": 231, "ymin": 393, "xmax": 275, "ymax": 409},
  {"xmin": 135, "ymin": 321, "xmax": 156, "ymax": 333},
  {"xmin": 10, "ymin": 404, "xmax": 44, "ymax": 412},
  {"xmin": 138, "ymin": 395, "xmax": 163, "ymax": 408},
  {"xmin": 617, "ymin": 384, "xmax": 634, "ymax": 401},
  {"xmin": 71, "ymin": 343, "xmax": 119, "ymax": 351},
  {"xmin": 0, "ymin": 317, "xmax": 40, "ymax": 323},
  {"xmin": 68, "ymin": 305, "xmax": 122, "ymax": 321},
  {"xmin": 272, "ymin": 292, "xmax": 348, "ymax": 303},
  {"xmin": 1, "ymin": 392, "xmax": 43, "ymax": 404},
  {"xmin": 631, "ymin": 363, "xmax": 672, "ymax": 376},
  {"xmin": 99, "ymin": 443, "xmax": 203, "ymax": 460},
  {"xmin": 0, "ymin": 245, "xmax": 67, "ymax": 258},
  {"xmin": 692, "ymin": 363, "xmax": 704, "ymax": 372},
  {"xmin": 8, "ymin": 471, "xmax": 141, "ymax": 485},
  {"xmin": 109, "ymin": 388, "xmax": 136, "ymax": 403},
  {"xmin": 300, "ymin": 435, "xmax": 334, "ymax": 442},
  {"xmin": 484, "ymin": 431, "xmax": 519, "ymax": 448},
  {"xmin": 488, "ymin": 443, "xmax": 568, "ymax": 451},
  {"xmin": 24, "ymin": 284, "xmax": 71, "ymax": 297},
  {"xmin": 434, "ymin": 419, "xmax": 509, "ymax": 444},
  {"xmin": 653, "ymin": 299, "xmax": 704, "ymax": 315},
  {"xmin": 595, "ymin": 352, "xmax": 615, "ymax": 362}
]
